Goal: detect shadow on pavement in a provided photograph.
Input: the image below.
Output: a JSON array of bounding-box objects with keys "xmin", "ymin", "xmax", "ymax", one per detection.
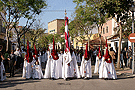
[
  {"xmin": 0, "ymin": 78, "xmax": 41, "ymax": 88},
  {"xmin": 0, "ymin": 70, "xmax": 41, "ymax": 89}
]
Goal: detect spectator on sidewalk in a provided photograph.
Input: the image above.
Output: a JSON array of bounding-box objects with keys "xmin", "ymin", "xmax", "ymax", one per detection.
[
  {"xmin": 109, "ymin": 47, "xmax": 116, "ymax": 67},
  {"xmin": 14, "ymin": 48, "xmax": 21, "ymax": 69},
  {"xmin": 120, "ymin": 51, "xmax": 123, "ymax": 68},
  {"xmin": 123, "ymin": 47, "xmax": 127, "ymax": 68},
  {"xmin": 127, "ymin": 46, "xmax": 132, "ymax": 69},
  {"xmin": 0, "ymin": 45, "xmax": 6, "ymax": 81},
  {"xmin": 115, "ymin": 47, "xmax": 118, "ymax": 65},
  {"xmin": 7, "ymin": 50, "xmax": 17, "ymax": 77},
  {"xmin": 4, "ymin": 51, "xmax": 10, "ymax": 72}
]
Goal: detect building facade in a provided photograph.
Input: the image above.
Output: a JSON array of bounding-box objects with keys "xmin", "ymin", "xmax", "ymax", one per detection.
[
  {"xmin": 99, "ymin": 18, "xmax": 130, "ymax": 51},
  {"xmin": 48, "ymin": 19, "xmax": 64, "ymax": 35}
]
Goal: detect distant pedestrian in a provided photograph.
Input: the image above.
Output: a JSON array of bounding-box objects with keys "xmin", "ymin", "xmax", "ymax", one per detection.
[
  {"xmin": 4, "ymin": 51, "xmax": 9, "ymax": 72},
  {"xmin": 123, "ymin": 47, "xmax": 127, "ymax": 67},
  {"xmin": 120, "ymin": 51, "xmax": 123, "ymax": 68},
  {"xmin": 127, "ymin": 46, "xmax": 132, "ymax": 69},
  {"xmin": 93, "ymin": 48, "xmax": 97, "ymax": 64}
]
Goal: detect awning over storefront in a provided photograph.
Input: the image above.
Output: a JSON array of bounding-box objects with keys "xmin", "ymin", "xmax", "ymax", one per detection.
[
  {"xmin": 89, "ymin": 36, "xmax": 106, "ymax": 45},
  {"xmin": 107, "ymin": 33, "xmax": 119, "ymax": 40}
]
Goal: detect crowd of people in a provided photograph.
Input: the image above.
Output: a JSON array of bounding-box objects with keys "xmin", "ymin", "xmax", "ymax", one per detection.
[{"xmin": 0, "ymin": 41, "xmax": 133, "ymax": 81}]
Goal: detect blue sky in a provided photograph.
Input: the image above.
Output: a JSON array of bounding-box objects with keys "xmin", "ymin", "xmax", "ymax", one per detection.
[{"xmin": 19, "ymin": 0, "xmax": 76, "ymax": 32}]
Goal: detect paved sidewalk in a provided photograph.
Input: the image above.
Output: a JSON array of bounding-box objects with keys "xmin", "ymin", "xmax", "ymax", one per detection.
[{"xmin": 116, "ymin": 68, "xmax": 135, "ymax": 78}]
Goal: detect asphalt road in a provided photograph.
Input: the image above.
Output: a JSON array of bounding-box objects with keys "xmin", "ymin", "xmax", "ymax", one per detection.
[
  {"xmin": 0, "ymin": 73, "xmax": 135, "ymax": 90},
  {"xmin": 0, "ymin": 66, "xmax": 135, "ymax": 90}
]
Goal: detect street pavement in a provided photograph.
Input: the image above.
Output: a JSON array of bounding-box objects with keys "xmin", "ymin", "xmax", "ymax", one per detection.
[{"xmin": 0, "ymin": 66, "xmax": 135, "ymax": 90}]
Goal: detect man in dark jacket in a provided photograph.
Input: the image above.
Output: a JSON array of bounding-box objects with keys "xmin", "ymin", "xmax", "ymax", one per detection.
[{"xmin": 7, "ymin": 51, "xmax": 16, "ymax": 77}]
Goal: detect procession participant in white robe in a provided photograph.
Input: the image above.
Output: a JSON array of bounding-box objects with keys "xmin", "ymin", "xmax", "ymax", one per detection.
[
  {"xmin": 70, "ymin": 50, "xmax": 80, "ymax": 79},
  {"xmin": 80, "ymin": 43, "xmax": 92, "ymax": 80},
  {"xmin": 32, "ymin": 55, "xmax": 43, "ymax": 78},
  {"xmin": 33, "ymin": 44, "xmax": 41, "ymax": 67},
  {"xmin": 99, "ymin": 56, "xmax": 105, "ymax": 79},
  {"xmin": 99, "ymin": 39, "xmax": 108, "ymax": 79},
  {"xmin": 62, "ymin": 48, "xmax": 73, "ymax": 80},
  {"xmin": 22, "ymin": 41, "xmax": 33, "ymax": 79},
  {"xmin": 103, "ymin": 54, "xmax": 117, "ymax": 80},
  {"xmin": 0, "ymin": 54, "xmax": 6, "ymax": 81},
  {"xmin": 0, "ymin": 62, "xmax": 6, "ymax": 81},
  {"xmin": 44, "ymin": 48, "xmax": 52, "ymax": 79},
  {"xmin": 94, "ymin": 46, "xmax": 102, "ymax": 74},
  {"xmin": 33, "ymin": 54, "xmax": 41, "ymax": 68},
  {"xmin": 22, "ymin": 52, "xmax": 33, "ymax": 79},
  {"xmin": 99, "ymin": 39, "xmax": 117, "ymax": 80},
  {"xmin": 57, "ymin": 50, "xmax": 63, "ymax": 78},
  {"xmin": 50, "ymin": 50, "xmax": 60, "ymax": 80},
  {"xmin": 32, "ymin": 57, "xmax": 43, "ymax": 79},
  {"xmin": 50, "ymin": 38, "xmax": 61, "ymax": 80}
]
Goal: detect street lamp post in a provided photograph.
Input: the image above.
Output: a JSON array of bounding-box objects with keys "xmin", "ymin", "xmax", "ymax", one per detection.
[{"xmin": 131, "ymin": 0, "xmax": 135, "ymax": 74}]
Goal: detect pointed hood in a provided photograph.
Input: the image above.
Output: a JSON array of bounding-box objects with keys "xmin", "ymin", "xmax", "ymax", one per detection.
[
  {"xmin": 84, "ymin": 42, "xmax": 89, "ymax": 60},
  {"xmin": 51, "ymin": 37, "xmax": 59, "ymax": 60},
  {"xmin": 26, "ymin": 40, "xmax": 31, "ymax": 62},
  {"xmin": 105, "ymin": 39, "xmax": 109, "ymax": 60},
  {"xmin": 97, "ymin": 46, "xmax": 101, "ymax": 59}
]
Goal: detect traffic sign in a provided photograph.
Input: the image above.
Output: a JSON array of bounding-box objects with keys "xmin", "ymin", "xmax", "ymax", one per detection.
[{"xmin": 128, "ymin": 33, "xmax": 135, "ymax": 42}]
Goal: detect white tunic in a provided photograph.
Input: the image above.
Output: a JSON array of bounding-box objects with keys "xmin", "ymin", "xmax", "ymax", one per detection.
[
  {"xmin": 80, "ymin": 56, "xmax": 92, "ymax": 78},
  {"xmin": 62, "ymin": 52, "xmax": 73, "ymax": 79},
  {"xmin": 94, "ymin": 56, "xmax": 101, "ymax": 74},
  {"xmin": 99, "ymin": 57, "xmax": 117, "ymax": 79},
  {"xmin": 99, "ymin": 57, "xmax": 105, "ymax": 78},
  {"xmin": 32, "ymin": 57, "xmax": 43, "ymax": 78},
  {"xmin": 22, "ymin": 60, "xmax": 32, "ymax": 79},
  {"xmin": 32, "ymin": 65, "xmax": 43, "ymax": 79},
  {"xmin": 44, "ymin": 51, "xmax": 52, "ymax": 78},
  {"xmin": 71, "ymin": 52, "xmax": 80, "ymax": 78},
  {"xmin": 57, "ymin": 53, "xmax": 63, "ymax": 78},
  {"xmin": 0, "ymin": 62, "xmax": 6, "ymax": 81},
  {"xmin": 103, "ymin": 61, "xmax": 117, "ymax": 79}
]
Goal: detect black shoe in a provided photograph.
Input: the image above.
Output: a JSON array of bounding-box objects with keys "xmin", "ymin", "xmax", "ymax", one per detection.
[
  {"xmin": 66, "ymin": 78, "xmax": 70, "ymax": 81},
  {"xmin": 84, "ymin": 77, "xmax": 89, "ymax": 80},
  {"xmin": 26, "ymin": 78, "xmax": 29, "ymax": 80},
  {"xmin": 104, "ymin": 78, "xmax": 108, "ymax": 80}
]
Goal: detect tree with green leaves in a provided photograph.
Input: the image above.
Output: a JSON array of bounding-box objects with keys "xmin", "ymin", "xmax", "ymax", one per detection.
[
  {"xmin": 37, "ymin": 34, "xmax": 48, "ymax": 49},
  {"xmin": 73, "ymin": 0, "xmax": 106, "ymax": 50},
  {"xmin": 0, "ymin": 0, "xmax": 47, "ymax": 51},
  {"xmin": 98, "ymin": 0, "xmax": 132, "ymax": 69},
  {"xmin": 25, "ymin": 19, "xmax": 46, "ymax": 48}
]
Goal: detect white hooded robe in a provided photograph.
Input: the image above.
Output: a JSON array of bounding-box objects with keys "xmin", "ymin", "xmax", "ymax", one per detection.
[
  {"xmin": 0, "ymin": 62, "xmax": 6, "ymax": 81},
  {"xmin": 62, "ymin": 51, "xmax": 73, "ymax": 79},
  {"xmin": 80, "ymin": 56, "xmax": 92, "ymax": 78}
]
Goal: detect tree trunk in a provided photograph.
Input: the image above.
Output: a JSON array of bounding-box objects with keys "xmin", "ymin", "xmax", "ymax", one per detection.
[
  {"xmin": 117, "ymin": 24, "xmax": 122, "ymax": 69},
  {"xmin": 6, "ymin": 29, "xmax": 9, "ymax": 52}
]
